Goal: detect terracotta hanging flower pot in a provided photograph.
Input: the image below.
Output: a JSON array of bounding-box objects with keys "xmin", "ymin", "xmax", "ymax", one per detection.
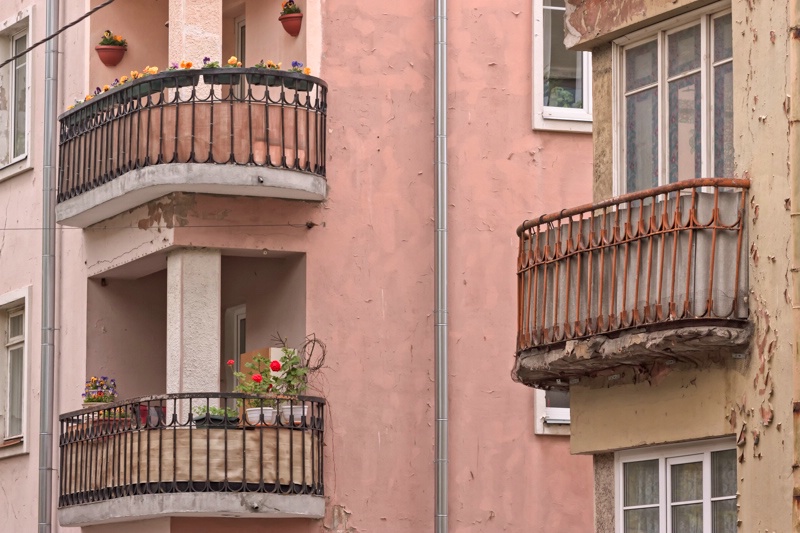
[
  {"xmin": 95, "ymin": 45, "xmax": 127, "ymax": 67},
  {"xmin": 279, "ymin": 13, "xmax": 303, "ymax": 37}
]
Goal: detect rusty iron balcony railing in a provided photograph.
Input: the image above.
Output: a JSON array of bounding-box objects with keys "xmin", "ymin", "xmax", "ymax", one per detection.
[
  {"xmin": 57, "ymin": 68, "xmax": 327, "ymax": 206},
  {"xmin": 516, "ymin": 179, "xmax": 750, "ymax": 357},
  {"xmin": 58, "ymin": 392, "xmax": 324, "ymax": 524}
]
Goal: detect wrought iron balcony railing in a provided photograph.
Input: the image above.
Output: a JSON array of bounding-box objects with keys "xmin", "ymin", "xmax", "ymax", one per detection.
[
  {"xmin": 516, "ymin": 179, "xmax": 750, "ymax": 356},
  {"xmin": 57, "ymin": 68, "xmax": 327, "ymax": 205},
  {"xmin": 58, "ymin": 392, "xmax": 324, "ymax": 513}
]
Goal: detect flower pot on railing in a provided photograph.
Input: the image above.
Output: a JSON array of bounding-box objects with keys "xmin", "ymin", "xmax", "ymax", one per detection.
[
  {"xmin": 95, "ymin": 45, "xmax": 127, "ymax": 67},
  {"xmin": 284, "ymin": 77, "xmax": 311, "ymax": 91},
  {"xmin": 202, "ymin": 71, "xmax": 241, "ymax": 85},
  {"xmin": 279, "ymin": 13, "xmax": 303, "ymax": 36},
  {"xmin": 128, "ymin": 80, "xmax": 164, "ymax": 100},
  {"xmin": 163, "ymin": 72, "xmax": 200, "ymax": 88},
  {"xmin": 246, "ymin": 72, "xmax": 282, "ymax": 87}
]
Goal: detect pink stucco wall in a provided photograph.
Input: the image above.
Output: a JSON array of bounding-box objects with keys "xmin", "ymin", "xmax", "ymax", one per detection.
[{"xmin": 0, "ymin": 0, "xmax": 594, "ymax": 531}]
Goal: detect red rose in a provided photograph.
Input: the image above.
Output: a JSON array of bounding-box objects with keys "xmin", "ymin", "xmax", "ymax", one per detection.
[
  {"xmin": 252, "ymin": 373, "xmax": 263, "ymax": 383},
  {"xmin": 226, "ymin": 359, "xmax": 235, "ymax": 366},
  {"xmin": 270, "ymin": 360, "xmax": 282, "ymax": 372}
]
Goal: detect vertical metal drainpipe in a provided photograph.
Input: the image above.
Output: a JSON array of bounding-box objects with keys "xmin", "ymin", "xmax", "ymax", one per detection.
[
  {"xmin": 38, "ymin": 0, "xmax": 59, "ymax": 531},
  {"xmin": 434, "ymin": 0, "xmax": 448, "ymax": 531}
]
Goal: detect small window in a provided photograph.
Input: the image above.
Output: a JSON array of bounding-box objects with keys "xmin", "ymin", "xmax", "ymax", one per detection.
[
  {"xmin": 617, "ymin": 440, "xmax": 737, "ymax": 533},
  {"xmin": 5, "ymin": 308, "xmax": 24, "ymax": 439},
  {"xmin": 533, "ymin": 388, "xmax": 570, "ymax": 435},
  {"xmin": 615, "ymin": 6, "xmax": 733, "ymax": 193},
  {"xmin": 532, "ymin": 0, "xmax": 592, "ymax": 132}
]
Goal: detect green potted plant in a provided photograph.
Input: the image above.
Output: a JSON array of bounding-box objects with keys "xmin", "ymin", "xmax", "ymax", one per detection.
[
  {"xmin": 284, "ymin": 61, "xmax": 312, "ymax": 91},
  {"xmin": 248, "ymin": 59, "xmax": 282, "ymax": 87},
  {"xmin": 202, "ymin": 55, "xmax": 242, "ymax": 85},
  {"xmin": 192, "ymin": 405, "xmax": 240, "ymax": 428},
  {"xmin": 271, "ymin": 347, "xmax": 310, "ymax": 426},
  {"xmin": 228, "ymin": 352, "xmax": 278, "ymax": 425},
  {"xmin": 165, "ymin": 60, "xmax": 199, "ymax": 88},
  {"xmin": 279, "ymin": 1, "xmax": 303, "ymax": 36},
  {"xmin": 82, "ymin": 375, "xmax": 118, "ymax": 408},
  {"xmin": 95, "ymin": 30, "xmax": 127, "ymax": 67}
]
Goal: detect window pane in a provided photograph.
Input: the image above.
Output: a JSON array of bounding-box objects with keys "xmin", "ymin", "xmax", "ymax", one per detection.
[
  {"xmin": 626, "ymin": 87, "xmax": 659, "ymax": 192},
  {"xmin": 543, "ymin": 7, "xmax": 583, "ymax": 109},
  {"xmin": 714, "ymin": 14, "xmax": 733, "ymax": 61},
  {"xmin": 714, "ymin": 61, "xmax": 734, "ymax": 177},
  {"xmin": 668, "ymin": 25, "xmax": 701, "ymax": 77},
  {"xmin": 624, "ymin": 459, "xmax": 659, "ymax": 506},
  {"xmin": 625, "ymin": 507, "xmax": 659, "ymax": 533},
  {"xmin": 625, "ymin": 40, "xmax": 658, "ymax": 91},
  {"xmin": 544, "ymin": 0, "xmax": 565, "ymax": 7},
  {"xmin": 8, "ymin": 346, "xmax": 23, "ymax": 437},
  {"xmin": 9, "ymin": 313, "xmax": 23, "ymax": 339},
  {"xmin": 672, "ymin": 503, "xmax": 703, "ymax": 533},
  {"xmin": 712, "ymin": 499, "xmax": 737, "ymax": 533},
  {"xmin": 545, "ymin": 389, "xmax": 569, "ymax": 408},
  {"xmin": 668, "ymin": 72, "xmax": 701, "ymax": 182},
  {"xmin": 711, "ymin": 449, "xmax": 737, "ymax": 497},
  {"xmin": 671, "ymin": 461, "xmax": 703, "ymax": 502},
  {"xmin": 13, "ymin": 34, "xmax": 28, "ymax": 159}
]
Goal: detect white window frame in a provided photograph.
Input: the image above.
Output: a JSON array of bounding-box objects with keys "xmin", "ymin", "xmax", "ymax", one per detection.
[
  {"xmin": 612, "ymin": 2, "xmax": 731, "ymax": 195},
  {"xmin": 0, "ymin": 286, "xmax": 31, "ymax": 459},
  {"xmin": 0, "ymin": 7, "xmax": 32, "ymax": 181},
  {"xmin": 532, "ymin": 0, "xmax": 592, "ymax": 132},
  {"xmin": 615, "ymin": 438, "xmax": 737, "ymax": 533},
  {"xmin": 533, "ymin": 389, "xmax": 570, "ymax": 436}
]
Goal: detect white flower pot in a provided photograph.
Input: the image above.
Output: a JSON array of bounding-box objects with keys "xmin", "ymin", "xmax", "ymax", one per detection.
[
  {"xmin": 245, "ymin": 407, "xmax": 276, "ymax": 425},
  {"xmin": 279, "ymin": 404, "xmax": 308, "ymax": 426}
]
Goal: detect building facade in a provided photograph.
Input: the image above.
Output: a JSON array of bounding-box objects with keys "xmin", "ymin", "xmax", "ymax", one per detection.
[
  {"xmin": 0, "ymin": 0, "xmax": 595, "ymax": 531},
  {"xmin": 513, "ymin": 0, "xmax": 800, "ymax": 531}
]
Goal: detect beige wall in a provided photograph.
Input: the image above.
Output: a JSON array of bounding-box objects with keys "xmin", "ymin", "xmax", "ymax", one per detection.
[
  {"xmin": 568, "ymin": 0, "xmax": 798, "ymax": 530},
  {"xmin": 245, "ymin": 0, "xmax": 307, "ymax": 70}
]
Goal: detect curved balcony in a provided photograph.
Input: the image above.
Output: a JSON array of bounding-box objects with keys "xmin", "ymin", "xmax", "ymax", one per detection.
[
  {"xmin": 56, "ymin": 69, "xmax": 328, "ymax": 227},
  {"xmin": 58, "ymin": 393, "xmax": 325, "ymax": 527},
  {"xmin": 514, "ymin": 179, "xmax": 753, "ymax": 388}
]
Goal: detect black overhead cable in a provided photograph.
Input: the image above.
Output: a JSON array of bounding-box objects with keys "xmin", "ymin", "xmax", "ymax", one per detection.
[{"xmin": 0, "ymin": 0, "xmax": 119, "ymax": 71}]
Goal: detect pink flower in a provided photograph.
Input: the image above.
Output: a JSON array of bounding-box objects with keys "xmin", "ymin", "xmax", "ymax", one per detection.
[
  {"xmin": 226, "ymin": 359, "xmax": 235, "ymax": 366},
  {"xmin": 252, "ymin": 373, "xmax": 263, "ymax": 383},
  {"xmin": 270, "ymin": 360, "xmax": 282, "ymax": 372}
]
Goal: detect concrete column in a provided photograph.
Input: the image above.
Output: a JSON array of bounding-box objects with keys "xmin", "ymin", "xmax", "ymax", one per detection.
[
  {"xmin": 166, "ymin": 248, "xmax": 222, "ymax": 395},
  {"xmin": 168, "ymin": 0, "xmax": 222, "ymax": 65}
]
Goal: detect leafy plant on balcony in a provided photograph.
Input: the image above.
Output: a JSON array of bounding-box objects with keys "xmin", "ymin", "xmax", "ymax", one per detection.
[
  {"xmin": 192, "ymin": 405, "xmax": 238, "ymax": 418},
  {"xmin": 82, "ymin": 375, "xmax": 118, "ymax": 403},
  {"xmin": 229, "ymin": 351, "xmax": 277, "ymax": 407},
  {"xmin": 280, "ymin": 0, "xmax": 302, "ymax": 15},
  {"xmin": 98, "ymin": 30, "xmax": 127, "ymax": 47}
]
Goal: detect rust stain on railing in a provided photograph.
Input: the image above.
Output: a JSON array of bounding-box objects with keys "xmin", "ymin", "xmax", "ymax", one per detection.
[{"xmin": 516, "ymin": 179, "xmax": 751, "ymax": 352}]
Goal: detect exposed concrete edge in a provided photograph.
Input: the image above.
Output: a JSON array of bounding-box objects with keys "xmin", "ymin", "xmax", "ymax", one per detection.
[
  {"xmin": 514, "ymin": 322, "xmax": 754, "ymax": 388},
  {"xmin": 58, "ymin": 492, "xmax": 325, "ymax": 527},
  {"xmin": 56, "ymin": 164, "xmax": 328, "ymax": 228}
]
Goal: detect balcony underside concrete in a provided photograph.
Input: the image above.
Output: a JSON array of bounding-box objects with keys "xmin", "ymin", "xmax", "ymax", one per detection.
[
  {"xmin": 56, "ymin": 163, "xmax": 327, "ymax": 228},
  {"xmin": 58, "ymin": 492, "xmax": 325, "ymax": 527},
  {"xmin": 514, "ymin": 321, "xmax": 753, "ymax": 389}
]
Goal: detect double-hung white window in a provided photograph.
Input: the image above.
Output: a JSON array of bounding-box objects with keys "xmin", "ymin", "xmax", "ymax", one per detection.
[
  {"xmin": 616, "ymin": 440, "xmax": 737, "ymax": 533},
  {"xmin": 533, "ymin": 0, "xmax": 592, "ymax": 132},
  {"xmin": 616, "ymin": 5, "xmax": 733, "ymax": 193},
  {"xmin": 0, "ymin": 286, "xmax": 29, "ymax": 455},
  {"xmin": 0, "ymin": 9, "xmax": 31, "ymax": 175}
]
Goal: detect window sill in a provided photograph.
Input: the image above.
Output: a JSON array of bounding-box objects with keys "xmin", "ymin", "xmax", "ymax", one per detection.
[
  {"xmin": 0, "ymin": 436, "xmax": 27, "ymax": 459},
  {"xmin": 533, "ymin": 115, "xmax": 593, "ymax": 133},
  {"xmin": 0, "ymin": 156, "xmax": 33, "ymax": 184}
]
